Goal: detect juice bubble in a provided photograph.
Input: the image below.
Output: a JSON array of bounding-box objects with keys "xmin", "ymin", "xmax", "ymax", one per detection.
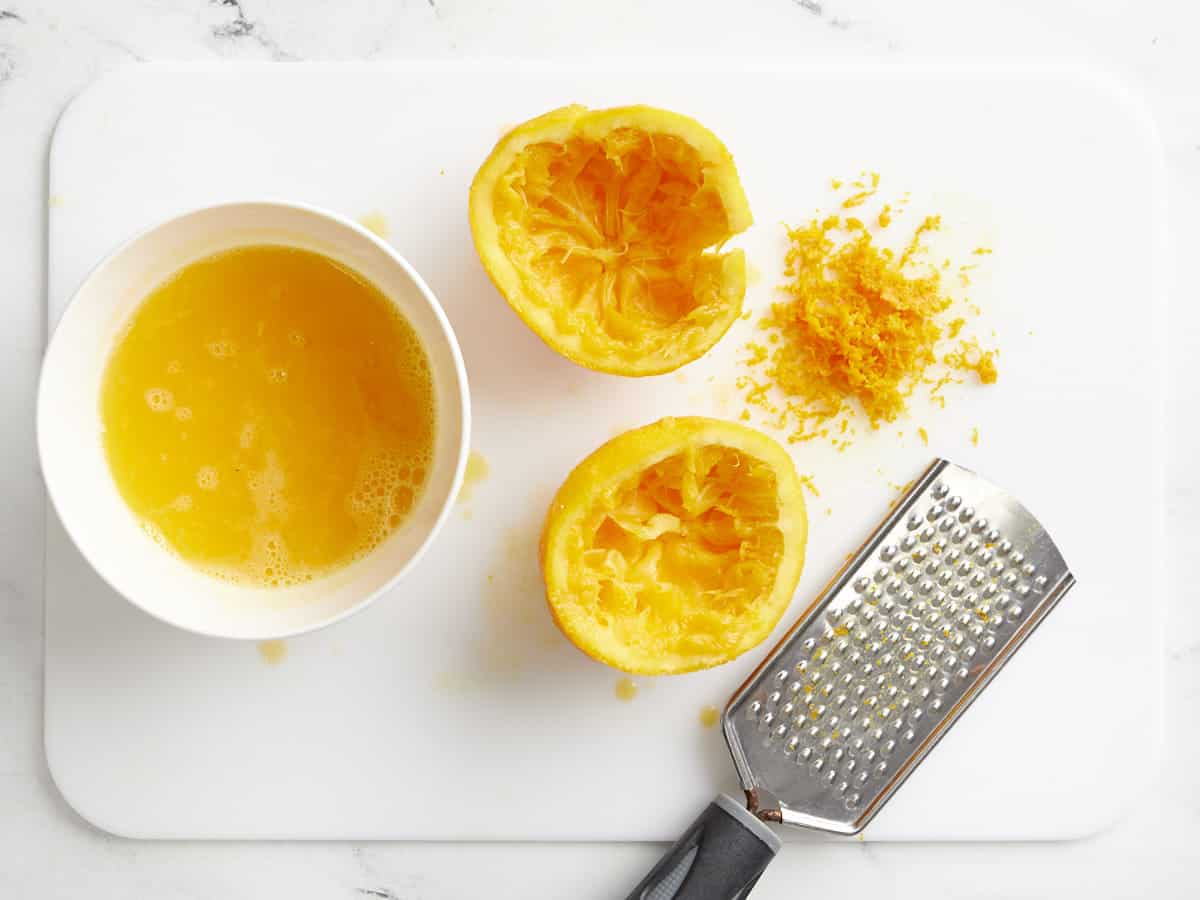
[
  {"xmin": 166, "ymin": 360, "xmax": 182, "ymax": 375},
  {"xmin": 174, "ymin": 406, "xmax": 193, "ymax": 422},
  {"xmin": 141, "ymin": 521, "xmax": 166, "ymax": 546},
  {"xmin": 268, "ymin": 368, "xmax": 289, "ymax": 384},
  {"xmin": 144, "ymin": 387, "xmax": 174, "ymax": 413},
  {"xmin": 206, "ymin": 340, "xmax": 236, "ymax": 359},
  {"xmin": 196, "ymin": 465, "xmax": 219, "ymax": 491},
  {"xmin": 239, "ymin": 423, "xmax": 256, "ymax": 449},
  {"xmin": 288, "ymin": 331, "xmax": 307, "ymax": 347},
  {"xmin": 168, "ymin": 494, "xmax": 193, "ymax": 513}
]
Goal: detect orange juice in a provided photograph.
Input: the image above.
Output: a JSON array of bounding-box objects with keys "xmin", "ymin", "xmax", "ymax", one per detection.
[{"xmin": 100, "ymin": 245, "xmax": 435, "ymax": 586}]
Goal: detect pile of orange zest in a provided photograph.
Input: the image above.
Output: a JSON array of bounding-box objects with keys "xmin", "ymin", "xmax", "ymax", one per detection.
[
  {"xmin": 918, "ymin": 426, "xmax": 929, "ymax": 446},
  {"xmin": 739, "ymin": 174, "xmax": 998, "ymax": 444}
]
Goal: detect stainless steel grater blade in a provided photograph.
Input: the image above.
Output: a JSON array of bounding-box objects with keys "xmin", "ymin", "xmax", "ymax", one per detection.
[
  {"xmin": 723, "ymin": 457, "xmax": 1076, "ymax": 835},
  {"xmin": 627, "ymin": 459, "xmax": 1076, "ymax": 900}
]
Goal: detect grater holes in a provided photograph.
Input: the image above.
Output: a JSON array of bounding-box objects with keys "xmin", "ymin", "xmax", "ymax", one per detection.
[
  {"xmin": 755, "ymin": 486, "xmax": 1060, "ymax": 809},
  {"xmin": 932, "ymin": 481, "xmax": 949, "ymax": 499}
]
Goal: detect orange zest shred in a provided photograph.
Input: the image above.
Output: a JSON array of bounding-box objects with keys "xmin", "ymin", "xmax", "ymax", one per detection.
[
  {"xmin": 740, "ymin": 175, "xmax": 998, "ymax": 443},
  {"xmin": 944, "ymin": 337, "xmax": 999, "ymax": 385},
  {"xmin": 799, "ymin": 474, "xmax": 821, "ymax": 497}
]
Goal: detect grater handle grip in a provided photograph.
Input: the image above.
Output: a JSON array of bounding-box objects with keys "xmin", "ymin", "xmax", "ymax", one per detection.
[{"xmin": 624, "ymin": 794, "xmax": 781, "ymax": 900}]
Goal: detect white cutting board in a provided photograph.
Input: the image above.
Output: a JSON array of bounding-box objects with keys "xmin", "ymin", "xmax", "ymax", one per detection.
[{"xmin": 44, "ymin": 62, "xmax": 1166, "ymax": 841}]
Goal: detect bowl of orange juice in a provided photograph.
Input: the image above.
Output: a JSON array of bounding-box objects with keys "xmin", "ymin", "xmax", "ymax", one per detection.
[{"xmin": 37, "ymin": 201, "xmax": 470, "ymax": 639}]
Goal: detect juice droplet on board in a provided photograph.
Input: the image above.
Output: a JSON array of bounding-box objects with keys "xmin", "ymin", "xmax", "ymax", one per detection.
[
  {"xmin": 358, "ymin": 211, "xmax": 389, "ymax": 239},
  {"xmin": 457, "ymin": 450, "xmax": 490, "ymax": 505},
  {"xmin": 258, "ymin": 640, "xmax": 287, "ymax": 665},
  {"xmin": 699, "ymin": 705, "xmax": 720, "ymax": 728},
  {"xmin": 615, "ymin": 678, "xmax": 638, "ymax": 701}
]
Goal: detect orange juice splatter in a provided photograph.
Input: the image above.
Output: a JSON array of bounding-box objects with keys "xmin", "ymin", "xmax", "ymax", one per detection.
[
  {"xmin": 458, "ymin": 450, "xmax": 490, "ymax": 505},
  {"xmin": 357, "ymin": 211, "xmax": 389, "ymax": 239},
  {"xmin": 258, "ymin": 640, "xmax": 287, "ymax": 665}
]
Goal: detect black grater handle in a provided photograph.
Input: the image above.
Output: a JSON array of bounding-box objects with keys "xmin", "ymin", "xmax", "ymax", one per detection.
[{"xmin": 624, "ymin": 795, "xmax": 781, "ymax": 900}]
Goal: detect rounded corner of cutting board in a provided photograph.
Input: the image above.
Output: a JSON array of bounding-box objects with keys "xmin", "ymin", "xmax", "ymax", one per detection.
[
  {"xmin": 51, "ymin": 65, "xmax": 145, "ymax": 165},
  {"xmin": 44, "ymin": 721, "xmax": 151, "ymax": 840}
]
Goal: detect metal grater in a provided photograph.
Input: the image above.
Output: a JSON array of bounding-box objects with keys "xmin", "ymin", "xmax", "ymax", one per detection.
[
  {"xmin": 627, "ymin": 459, "xmax": 1076, "ymax": 900},
  {"xmin": 724, "ymin": 457, "xmax": 1076, "ymax": 833}
]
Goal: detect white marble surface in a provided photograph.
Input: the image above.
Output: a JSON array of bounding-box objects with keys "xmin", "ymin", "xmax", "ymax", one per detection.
[{"xmin": 1, "ymin": 1, "xmax": 1196, "ymax": 896}]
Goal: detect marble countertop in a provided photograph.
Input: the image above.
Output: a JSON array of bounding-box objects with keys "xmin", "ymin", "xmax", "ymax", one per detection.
[{"xmin": 1, "ymin": 1, "xmax": 1196, "ymax": 897}]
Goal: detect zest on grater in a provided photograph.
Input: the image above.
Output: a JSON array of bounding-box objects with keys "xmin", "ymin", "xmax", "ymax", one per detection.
[{"xmin": 626, "ymin": 459, "xmax": 1076, "ymax": 900}]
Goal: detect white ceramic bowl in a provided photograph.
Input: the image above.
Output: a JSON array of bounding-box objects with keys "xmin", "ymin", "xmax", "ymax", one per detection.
[{"xmin": 37, "ymin": 201, "xmax": 470, "ymax": 640}]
